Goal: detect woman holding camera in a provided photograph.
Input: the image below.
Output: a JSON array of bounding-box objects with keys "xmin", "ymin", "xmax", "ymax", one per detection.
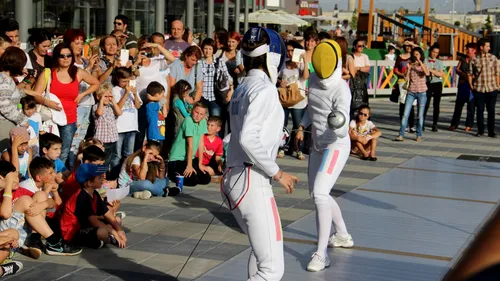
[{"xmin": 132, "ymin": 36, "xmax": 175, "ymax": 152}]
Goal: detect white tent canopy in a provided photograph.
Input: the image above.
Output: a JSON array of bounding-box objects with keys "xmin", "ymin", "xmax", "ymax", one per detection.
[
  {"xmin": 239, "ymin": 9, "xmax": 296, "ymax": 25},
  {"xmin": 272, "ymin": 10, "xmax": 309, "ymax": 26}
]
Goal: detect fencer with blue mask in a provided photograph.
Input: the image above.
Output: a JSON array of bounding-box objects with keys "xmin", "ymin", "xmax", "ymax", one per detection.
[
  {"xmin": 221, "ymin": 27, "xmax": 298, "ymax": 281},
  {"xmin": 296, "ymin": 40, "xmax": 354, "ymax": 272}
]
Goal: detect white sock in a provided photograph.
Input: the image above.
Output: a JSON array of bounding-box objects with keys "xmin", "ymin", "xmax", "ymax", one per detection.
[{"xmin": 330, "ymin": 196, "xmax": 348, "ymax": 238}]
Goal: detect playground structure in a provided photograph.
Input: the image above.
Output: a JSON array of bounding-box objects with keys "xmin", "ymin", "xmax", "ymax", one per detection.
[{"xmin": 355, "ymin": 0, "xmax": 484, "ymax": 59}]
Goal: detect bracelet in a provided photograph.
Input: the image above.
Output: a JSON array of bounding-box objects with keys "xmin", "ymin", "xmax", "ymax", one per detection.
[
  {"xmin": 3, "ymin": 193, "xmax": 12, "ymax": 198},
  {"xmin": 273, "ymin": 170, "xmax": 283, "ymax": 182}
]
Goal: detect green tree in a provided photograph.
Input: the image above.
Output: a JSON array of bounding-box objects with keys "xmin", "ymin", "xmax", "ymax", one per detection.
[
  {"xmin": 430, "ymin": 8, "xmax": 436, "ymax": 14},
  {"xmin": 484, "ymin": 14, "xmax": 492, "ymax": 31},
  {"xmin": 466, "ymin": 22, "xmax": 474, "ymax": 31},
  {"xmin": 417, "ymin": 7, "xmax": 422, "ymax": 14},
  {"xmin": 454, "ymin": 21, "xmax": 461, "ymax": 27},
  {"xmin": 350, "ymin": 9, "xmax": 358, "ymax": 30}
]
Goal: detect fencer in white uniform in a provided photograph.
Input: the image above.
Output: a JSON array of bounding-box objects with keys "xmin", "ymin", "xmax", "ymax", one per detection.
[
  {"xmin": 221, "ymin": 27, "xmax": 298, "ymax": 281},
  {"xmin": 296, "ymin": 40, "xmax": 354, "ymax": 272}
]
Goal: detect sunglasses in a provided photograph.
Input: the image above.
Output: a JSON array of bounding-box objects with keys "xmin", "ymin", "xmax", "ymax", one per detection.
[
  {"xmin": 113, "ymin": 21, "xmax": 123, "ymax": 26},
  {"xmin": 58, "ymin": 54, "xmax": 73, "ymax": 59},
  {"xmin": 358, "ymin": 112, "xmax": 369, "ymax": 117},
  {"xmin": 356, "ymin": 45, "xmax": 365, "ymax": 48}
]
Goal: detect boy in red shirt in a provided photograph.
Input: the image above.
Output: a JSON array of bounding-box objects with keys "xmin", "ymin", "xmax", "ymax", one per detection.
[
  {"xmin": 198, "ymin": 117, "xmax": 224, "ymax": 176},
  {"xmin": 58, "ymin": 163, "xmax": 127, "ymax": 249}
]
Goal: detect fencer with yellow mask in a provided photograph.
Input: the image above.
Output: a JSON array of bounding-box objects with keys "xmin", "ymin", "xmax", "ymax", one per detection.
[{"xmin": 296, "ymin": 40, "xmax": 354, "ymax": 272}]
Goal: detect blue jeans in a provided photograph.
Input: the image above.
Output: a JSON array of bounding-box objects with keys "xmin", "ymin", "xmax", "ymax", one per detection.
[
  {"xmin": 283, "ymin": 107, "xmax": 306, "ymax": 152},
  {"xmin": 400, "ymin": 92, "xmax": 427, "ymax": 137},
  {"xmin": 112, "ymin": 132, "xmax": 136, "ymax": 168},
  {"xmin": 69, "ymin": 106, "xmax": 92, "ymax": 170},
  {"xmin": 208, "ymin": 100, "xmax": 221, "ymax": 117},
  {"xmin": 130, "ymin": 178, "xmax": 168, "ymax": 197},
  {"xmin": 58, "ymin": 123, "xmax": 77, "ymax": 166}
]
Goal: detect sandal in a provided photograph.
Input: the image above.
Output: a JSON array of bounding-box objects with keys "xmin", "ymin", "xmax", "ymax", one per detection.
[
  {"xmin": 297, "ymin": 151, "xmax": 305, "ymax": 160},
  {"xmin": 369, "ymin": 157, "xmax": 378, "ymax": 161},
  {"xmin": 277, "ymin": 150, "xmax": 285, "ymax": 158}
]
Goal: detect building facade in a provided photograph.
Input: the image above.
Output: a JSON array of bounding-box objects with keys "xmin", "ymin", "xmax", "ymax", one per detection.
[{"xmin": 4, "ymin": 0, "xmax": 297, "ymax": 43}]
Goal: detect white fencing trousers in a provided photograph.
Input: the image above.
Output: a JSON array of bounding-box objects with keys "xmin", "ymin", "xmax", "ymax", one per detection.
[
  {"xmin": 308, "ymin": 142, "xmax": 350, "ymax": 257},
  {"xmin": 221, "ymin": 167, "xmax": 284, "ymax": 281}
]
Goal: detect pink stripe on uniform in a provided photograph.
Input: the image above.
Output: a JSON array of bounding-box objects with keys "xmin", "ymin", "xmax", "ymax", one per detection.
[
  {"xmin": 327, "ymin": 150, "xmax": 340, "ymax": 175},
  {"xmin": 270, "ymin": 197, "xmax": 282, "ymax": 241}
]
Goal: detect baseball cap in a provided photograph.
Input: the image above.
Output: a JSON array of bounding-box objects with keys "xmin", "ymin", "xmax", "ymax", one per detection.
[
  {"xmin": 9, "ymin": 127, "xmax": 29, "ymax": 140},
  {"xmin": 76, "ymin": 163, "xmax": 108, "ymax": 184}
]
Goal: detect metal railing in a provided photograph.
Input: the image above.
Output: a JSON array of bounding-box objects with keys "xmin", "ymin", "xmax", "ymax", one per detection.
[{"xmin": 366, "ymin": 60, "xmax": 459, "ymax": 97}]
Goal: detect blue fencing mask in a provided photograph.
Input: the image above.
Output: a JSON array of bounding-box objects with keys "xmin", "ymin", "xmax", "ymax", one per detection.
[{"xmin": 240, "ymin": 27, "xmax": 286, "ymax": 85}]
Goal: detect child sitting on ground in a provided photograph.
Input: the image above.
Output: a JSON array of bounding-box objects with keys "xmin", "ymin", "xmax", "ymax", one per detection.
[
  {"xmin": 146, "ymin": 82, "xmax": 167, "ymax": 146},
  {"xmin": 93, "ymin": 83, "xmax": 122, "ymax": 167},
  {"xmin": 0, "ymin": 161, "xmax": 82, "ymax": 257},
  {"xmin": 40, "ymin": 133, "xmax": 70, "ymax": 184},
  {"xmin": 1, "ymin": 128, "xmax": 32, "ymax": 181},
  {"xmin": 119, "ymin": 141, "xmax": 173, "ymax": 200},
  {"xmin": 168, "ymin": 102, "xmax": 211, "ymax": 187},
  {"xmin": 20, "ymin": 96, "xmax": 43, "ymax": 156},
  {"xmin": 197, "ymin": 116, "xmax": 224, "ymax": 177},
  {"xmin": 19, "ymin": 157, "xmax": 62, "ymax": 259},
  {"xmin": 171, "ymin": 80, "xmax": 194, "ymax": 136},
  {"xmin": 349, "ymin": 105, "xmax": 381, "ymax": 161},
  {"xmin": 62, "ymin": 145, "xmax": 123, "ymax": 218},
  {"xmin": 58, "ymin": 163, "xmax": 127, "ymax": 249}
]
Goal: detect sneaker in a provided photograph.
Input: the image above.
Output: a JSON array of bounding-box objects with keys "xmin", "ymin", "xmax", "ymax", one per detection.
[
  {"xmin": 45, "ymin": 240, "xmax": 82, "ymax": 256},
  {"xmin": 449, "ymin": 125, "xmax": 456, "ymax": 131},
  {"xmin": 306, "ymin": 252, "xmax": 330, "ymax": 272},
  {"xmin": 167, "ymin": 186, "xmax": 181, "ymax": 197},
  {"xmin": 133, "ymin": 190, "xmax": 152, "ymax": 200},
  {"xmin": 277, "ymin": 150, "xmax": 285, "ymax": 158},
  {"xmin": 211, "ymin": 176, "xmax": 221, "ymax": 184},
  {"xmin": 328, "ymin": 233, "xmax": 354, "ymax": 248},
  {"xmin": 465, "ymin": 127, "xmax": 472, "ymax": 132},
  {"xmin": 0, "ymin": 261, "xmax": 23, "ymax": 277},
  {"xmin": 21, "ymin": 238, "xmax": 43, "ymax": 259},
  {"xmin": 410, "ymin": 127, "xmax": 416, "ymax": 133},
  {"xmin": 109, "ymin": 234, "xmax": 120, "ymax": 248},
  {"xmin": 431, "ymin": 126, "xmax": 438, "ymax": 132},
  {"xmin": 394, "ymin": 135, "xmax": 404, "ymax": 142},
  {"xmin": 296, "ymin": 151, "xmax": 305, "ymax": 160},
  {"xmin": 115, "ymin": 211, "xmax": 126, "ymax": 220}
]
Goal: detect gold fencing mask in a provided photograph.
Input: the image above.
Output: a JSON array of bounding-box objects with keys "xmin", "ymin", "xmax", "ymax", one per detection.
[{"xmin": 312, "ymin": 39, "xmax": 341, "ymax": 79}]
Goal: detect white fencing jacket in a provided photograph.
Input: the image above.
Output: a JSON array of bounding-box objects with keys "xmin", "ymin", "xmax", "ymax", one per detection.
[
  {"xmin": 227, "ymin": 69, "xmax": 284, "ymax": 178},
  {"xmin": 300, "ymin": 64, "xmax": 352, "ymax": 151}
]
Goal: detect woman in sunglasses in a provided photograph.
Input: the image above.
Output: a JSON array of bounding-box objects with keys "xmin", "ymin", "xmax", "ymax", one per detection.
[
  {"xmin": 32, "ymin": 43, "xmax": 100, "ymax": 166},
  {"xmin": 350, "ymin": 39, "xmax": 370, "ymax": 119}
]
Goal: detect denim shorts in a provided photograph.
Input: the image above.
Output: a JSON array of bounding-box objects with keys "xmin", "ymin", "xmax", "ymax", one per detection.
[{"xmin": 0, "ymin": 211, "xmax": 31, "ymax": 250}]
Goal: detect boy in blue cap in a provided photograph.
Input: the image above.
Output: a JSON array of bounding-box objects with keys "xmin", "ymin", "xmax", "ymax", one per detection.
[{"xmin": 58, "ymin": 163, "xmax": 127, "ymax": 249}]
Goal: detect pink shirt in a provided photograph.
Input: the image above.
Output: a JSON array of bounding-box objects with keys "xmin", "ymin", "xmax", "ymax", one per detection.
[{"xmin": 407, "ymin": 65, "xmax": 428, "ymax": 93}]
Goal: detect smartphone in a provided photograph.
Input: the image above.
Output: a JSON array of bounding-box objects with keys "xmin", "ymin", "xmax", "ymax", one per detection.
[
  {"xmin": 128, "ymin": 80, "xmax": 136, "ymax": 87},
  {"xmin": 92, "ymin": 45, "xmax": 100, "ymax": 57},
  {"xmin": 119, "ymin": 49, "xmax": 129, "ymax": 66},
  {"xmin": 27, "ymin": 69, "xmax": 36, "ymax": 77}
]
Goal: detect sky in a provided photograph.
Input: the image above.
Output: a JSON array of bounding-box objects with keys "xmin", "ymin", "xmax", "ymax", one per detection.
[{"xmin": 320, "ymin": 0, "xmax": 499, "ymax": 14}]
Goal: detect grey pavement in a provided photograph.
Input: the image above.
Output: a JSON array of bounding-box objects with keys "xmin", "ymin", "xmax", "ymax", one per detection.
[{"xmin": 5, "ymin": 96, "xmax": 500, "ymax": 280}]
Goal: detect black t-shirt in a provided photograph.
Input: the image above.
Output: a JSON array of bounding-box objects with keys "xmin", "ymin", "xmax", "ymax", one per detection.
[{"xmin": 59, "ymin": 188, "xmax": 109, "ymax": 241}]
